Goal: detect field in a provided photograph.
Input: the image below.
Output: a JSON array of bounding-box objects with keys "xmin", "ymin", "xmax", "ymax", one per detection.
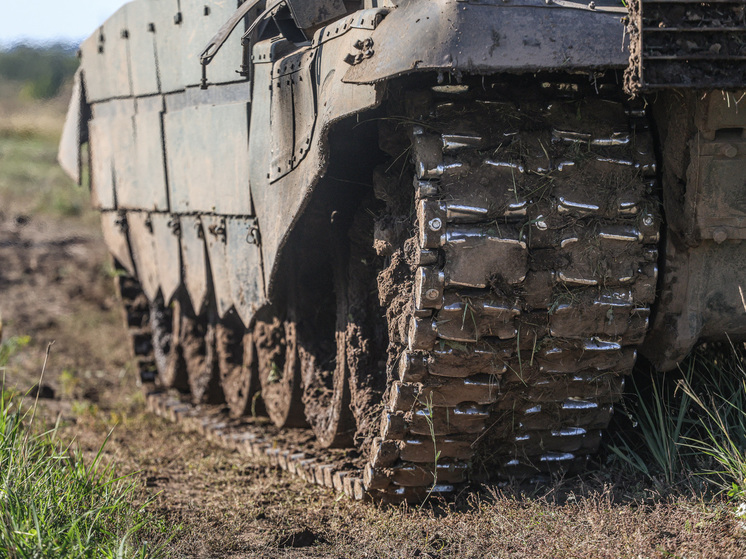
[{"xmin": 1, "ymin": 54, "xmax": 746, "ymax": 557}]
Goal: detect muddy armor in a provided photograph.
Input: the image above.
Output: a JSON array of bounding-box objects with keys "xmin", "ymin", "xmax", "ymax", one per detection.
[{"xmin": 59, "ymin": 0, "xmax": 746, "ymax": 501}]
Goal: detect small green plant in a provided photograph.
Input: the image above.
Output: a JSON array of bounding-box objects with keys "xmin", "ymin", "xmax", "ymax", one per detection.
[
  {"xmin": 0, "ymin": 336, "xmax": 171, "ymax": 557},
  {"xmin": 267, "ymin": 361, "xmax": 282, "ymax": 384},
  {"xmin": 0, "ymin": 382, "xmax": 170, "ymax": 557},
  {"xmin": 251, "ymin": 391, "xmax": 263, "ymax": 418},
  {"xmin": 59, "ymin": 368, "xmax": 80, "ymax": 397},
  {"xmin": 609, "ymin": 366, "xmax": 693, "ymax": 485},
  {"xmin": 678, "ymin": 347, "xmax": 746, "ymax": 501},
  {"xmin": 460, "ymin": 298, "xmax": 479, "ymax": 341},
  {"xmin": 0, "ymin": 335, "xmax": 31, "ymax": 368}
]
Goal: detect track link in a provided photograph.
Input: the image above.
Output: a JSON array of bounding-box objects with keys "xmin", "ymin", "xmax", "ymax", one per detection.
[
  {"xmin": 146, "ymin": 392, "xmax": 372, "ymax": 500},
  {"xmin": 363, "ymin": 79, "xmax": 660, "ymax": 501},
  {"xmin": 114, "ymin": 265, "xmax": 158, "ymax": 385}
]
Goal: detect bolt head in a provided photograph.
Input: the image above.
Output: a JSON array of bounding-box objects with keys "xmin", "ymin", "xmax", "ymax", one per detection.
[
  {"xmin": 643, "ymin": 215, "xmax": 654, "ymax": 227},
  {"xmin": 428, "ymin": 218, "xmax": 443, "ymax": 232},
  {"xmin": 425, "ymin": 288, "xmax": 440, "ymax": 301},
  {"xmin": 713, "ymin": 228, "xmax": 728, "ymax": 244},
  {"xmin": 723, "ymin": 144, "xmax": 738, "ymax": 158}
]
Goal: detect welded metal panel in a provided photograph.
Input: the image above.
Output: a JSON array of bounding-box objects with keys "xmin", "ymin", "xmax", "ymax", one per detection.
[
  {"xmin": 105, "ymin": 7, "xmax": 134, "ymax": 99},
  {"xmin": 269, "ymin": 73, "xmax": 295, "ymax": 182},
  {"xmin": 226, "ymin": 218, "xmax": 266, "ymax": 327},
  {"xmin": 133, "ymin": 96, "xmax": 169, "ymax": 210},
  {"xmin": 79, "ymin": 5, "xmax": 136, "ymax": 102},
  {"xmin": 165, "ymin": 102, "xmax": 251, "ymax": 214},
  {"xmin": 110, "ymin": 111, "xmax": 139, "ymax": 212},
  {"xmin": 180, "ymin": 215, "xmax": 209, "ymax": 314},
  {"xmin": 194, "ymin": 102, "xmax": 251, "ymax": 214},
  {"xmin": 100, "ymin": 211, "xmax": 135, "ymax": 276},
  {"xmin": 128, "ymin": 212, "xmax": 161, "ymax": 301},
  {"xmin": 127, "ymin": 0, "xmax": 160, "ymax": 96},
  {"xmin": 162, "ymin": 107, "xmax": 190, "ymax": 212},
  {"xmin": 81, "ymin": 7, "xmax": 135, "ymax": 103},
  {"xmin": 293, "ymin": 55, "xmax": 317, "ymax": 172},
  {"xmin": 181, "ymin": 0, "xmax": 246, "ymax": 87},
  {"xmin": 203, "ymin": 215, "xmax": 234, "ymax": 318},
  {"xmin": 88, "ymin": 117, "xmax": 115, "ymax": 210},
  {"xmin": 153, "ymin": 0, "xmax": 184, "ymax": 93},
  {"xmin": 151, "ymin": 213, "xmax": 182, "ymax": 304},
  {"xmin": 250, "ymin": 34, "xmax": 380, "ymax": 294},
  {"xmin": 79, "ymin": 31, "xmax": 109, "ymax": 104}
]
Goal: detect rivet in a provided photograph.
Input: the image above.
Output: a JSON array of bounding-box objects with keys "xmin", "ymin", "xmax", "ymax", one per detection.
[
  {"xmin": 643, "ymin": 215, "xmax": 654, "ymax": 227},
  {"xmin": 713, "ymin": 228, "xmax": 728, "ymax": 244},
  {"xmin": 428, "ymin": 218, "xmax": 443, "ymax": 232},
  {"xmin": 425, "ymin": 289, "xmax": 440, "ymax": 301}
]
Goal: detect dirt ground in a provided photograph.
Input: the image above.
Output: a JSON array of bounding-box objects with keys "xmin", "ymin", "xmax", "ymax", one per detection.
[{"xmin": 2, "ymin": 87, "xmax": 746, "ymax": 558}]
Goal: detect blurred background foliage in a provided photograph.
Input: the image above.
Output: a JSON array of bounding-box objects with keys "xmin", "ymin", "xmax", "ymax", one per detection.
[{"xmin": 0, "ymin": 43, "xmax": 79, "ymax": 99}]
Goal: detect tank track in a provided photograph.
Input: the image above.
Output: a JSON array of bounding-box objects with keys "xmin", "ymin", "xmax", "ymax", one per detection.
[
  {"xmin": 113, "ymin": 263, "xmax": 159, "ymax": 386},
  {"xmin": 119, "ymin": 77, "xmax": 660, "ymax": 503},
  {"xmin": 361, "ymin": 80, "xmax": 660, "ymax": 501}
]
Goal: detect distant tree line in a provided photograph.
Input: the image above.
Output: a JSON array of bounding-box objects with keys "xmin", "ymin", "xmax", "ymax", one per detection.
[{"xmin": 0, "ymin": 43, "xmax": 79, "ymax": 99}]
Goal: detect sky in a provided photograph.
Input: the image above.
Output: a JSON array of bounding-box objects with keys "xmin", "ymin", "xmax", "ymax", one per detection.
[{"xmin": 1, "ymin": 0, "xmax": 129, "ymax": 48}]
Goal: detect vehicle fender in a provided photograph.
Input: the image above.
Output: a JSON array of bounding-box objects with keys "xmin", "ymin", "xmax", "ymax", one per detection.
[
  {"xmin": 249, "ymin": 29, "xmax": 384, "ymax": 296},
  {"xmin": 343, "ymin": 0, "xmax": 630, "ymax": 85}
]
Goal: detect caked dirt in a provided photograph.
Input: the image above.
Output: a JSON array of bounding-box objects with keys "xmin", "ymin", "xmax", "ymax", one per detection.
[
  {"xmin": 625, "ymin": 0, "xmax": 746, "ymax": 91},
  {"xmin": 2, "ymin": 92, "xmax": 746, "ymax": 558}
]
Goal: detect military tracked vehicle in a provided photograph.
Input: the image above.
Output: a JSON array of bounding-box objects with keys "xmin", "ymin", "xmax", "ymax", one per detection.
[{"xmin": 59, "ymin": 0, "xmax": 746, "ymax": 502}]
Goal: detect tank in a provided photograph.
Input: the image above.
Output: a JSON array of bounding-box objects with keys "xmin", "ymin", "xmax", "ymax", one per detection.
[{"xmin": 58, "ymin": 0, "xmax": 746, "ymax": 502}]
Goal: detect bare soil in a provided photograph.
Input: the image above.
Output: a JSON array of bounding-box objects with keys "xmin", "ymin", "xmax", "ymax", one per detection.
[{"xmin": 2, "ymin": 88, "xmax": 746, "ymax": 558}]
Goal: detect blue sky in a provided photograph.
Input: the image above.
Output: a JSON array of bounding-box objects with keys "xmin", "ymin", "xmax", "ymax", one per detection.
[{"xmin": 1, "ymin": 0, "xmax": 128, "ymax": 47}]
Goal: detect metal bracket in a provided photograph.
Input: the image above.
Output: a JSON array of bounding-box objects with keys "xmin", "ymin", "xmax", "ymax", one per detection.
[
  {"xmin": 344, "ymin": 37, "xmax": 374, "ymax": 65},
  {"xmin": 200, "ymin": 0, "xmax": 283, "ymax": 89},
  {"xmin": 115, "ymin": 211, "xmax": 128, "ymax": 232},
  {"xmin": 247, "ymin": 224, "xmax": 261, "ymax": 245},
  {"xmin": 208, "ymin": 217, "xmax": 228, "ymax": 243}
]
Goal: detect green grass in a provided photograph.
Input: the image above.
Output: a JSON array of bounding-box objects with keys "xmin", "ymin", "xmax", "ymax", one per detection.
[
  {"xmin": 0, "ymin": 391, "xmax": 168, "ymax": 558},
  {"xmin": 679, "ymin": 346, "xmax": 746, "ymax": 500},
  {"xmin": 609, "ymin": 367, "xmax": 694, "ymax": 487},
  {"xmin": 609, "ymin": 344, "xmax": 746, "ymax": 502},
  {"xmin": 0, "ymin": 339, "xmax": 170, "ymax": 558}
]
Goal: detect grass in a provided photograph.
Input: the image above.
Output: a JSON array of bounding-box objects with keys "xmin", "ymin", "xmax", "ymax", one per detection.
[
  {"xmin": 679, "ymin": 345, "xmax": 746, "ymax": 500},
  {"xmin": 419, "ymin": 393, "xmax": 441, "ymax": 506},
  {"xmin": 609, "ymin": 344, "xmax": 746, "ymax": 505},
  {"xmin": 0, "ymin": 132, "xmax": 91, "ymax": 221},
  {"xmin": 609, "ymin": 366, "xmax": 693, "ymax": 487},
  {"xmin": 0, "ymin": 342, "xmax": 170, "ymax": 558}
]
